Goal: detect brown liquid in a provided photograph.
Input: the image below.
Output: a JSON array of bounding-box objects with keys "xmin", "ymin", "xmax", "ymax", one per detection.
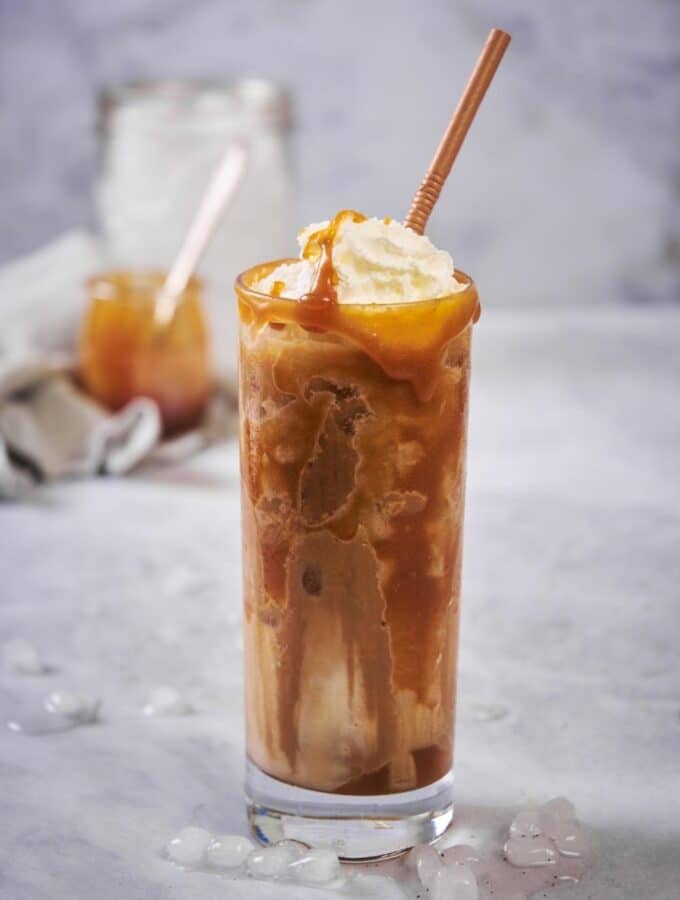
[
  {"xmin": 79, "ymin": 270, "xmax": 211, "ymax": 436},
  {"xmin": 237, "ymin": 214, "xmax": 478, "ymax": 794}
]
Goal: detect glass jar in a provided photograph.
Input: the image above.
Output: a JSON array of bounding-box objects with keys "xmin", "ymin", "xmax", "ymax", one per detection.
[
  {"xmin": 79, "ymin": 270, "xmax": 211, "ymax": 436},
  {"xmin": 96, "ymin": 79, "xmax": 294, "ymax": 380}
]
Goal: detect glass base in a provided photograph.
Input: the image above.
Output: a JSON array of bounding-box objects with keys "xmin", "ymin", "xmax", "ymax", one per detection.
[{"xmin": 245, "ymin": 760, "xmax": 454, "ymax": 861}]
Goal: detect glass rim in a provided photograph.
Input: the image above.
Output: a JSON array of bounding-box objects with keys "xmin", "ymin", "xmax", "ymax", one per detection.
[{"xmin": 235, "ymin": 259, "xmax": 477, "ymax": 309}]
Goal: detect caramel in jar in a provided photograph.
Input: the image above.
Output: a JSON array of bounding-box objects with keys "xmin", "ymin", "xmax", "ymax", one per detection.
[{"xmin": 79, "ymin": 270, "xmax": 211, "ymax": 435}]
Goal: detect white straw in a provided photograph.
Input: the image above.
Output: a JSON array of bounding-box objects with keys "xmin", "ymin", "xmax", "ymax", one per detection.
[{"xmin": 155, "ymin": 141, "xmax": 248, "ymax": 326}]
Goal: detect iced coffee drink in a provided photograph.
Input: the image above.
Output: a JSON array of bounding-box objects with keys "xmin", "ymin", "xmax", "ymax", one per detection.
[{"xmin": 237, "ymin": 210, "xmax": 479, "ymax": 857}]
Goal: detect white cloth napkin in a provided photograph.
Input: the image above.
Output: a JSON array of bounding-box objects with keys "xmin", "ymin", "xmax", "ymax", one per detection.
[
  {"xmin": 0, "ymin": 355, "xmax": 161, "ymax": 499},
  {"xmin": 0, "ymin": 231, "xmax": 233, "ymax": 501}
]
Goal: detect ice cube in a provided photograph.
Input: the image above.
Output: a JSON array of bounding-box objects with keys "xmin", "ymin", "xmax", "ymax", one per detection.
[
  {"xmin": 551, "ymin": 821, "xmax": 590, "ymax": 858},
  {"xmin": 351, "ymin": 872, "xmax": 403, "ymax": 896},
  {"xmin": 143, "ymin": 686, "xmax": 193, "ymax": 717},
  {"xmin": 165, "ymin": 826, "xmax": 212, "ymax": 866},
  {"xmin": 247, "ymin": 844, "xmax": 297, "ymax": 879},
  {"xmin": 430, "ymin": 864, "xmax": 479, "ymax": 900},
  {"xmin": 44, "ymin": 691, "xmax": 100, "ymax": 724},
  {"xmin": 504, "ymin": 835, "xmax": 557, "ymax": 868},
  {"xmin": 290, "ymin": 847, "xmax": 341, "ymax": 884},
  {"xmin": 441, "ymin": 843, "xmax": 483, "ymax": 874},
  {"xmin": 3, "ymin": 638, "xmax": 45, "ymax": 675},
  {"xmin": 441, "ymin": 843, "xmax": 481, "ymax": 865},
  {"xmin": 509, "ymin": 807, "xmax": 543, "ymax": 838},
  {"xmin": 273, "ymin": 839, "xmax": 307, "ymax": 859},
  {"xmin": 450, "ymin": 863, "xmax": 479, "ymax": 900},
  {"xmin": 6, "ymin": 706, "xmax": 74, "ymax": 736},
  {"xmin": 406, "ymin": 843, "xmax": 444, "ymax": 887},
  {"xmin": 469, "ymin": 702, "xmax": 509, "ymax": 722},
  {"xmin": 205, "ymin": 834, "xmax": 254, "ymax": 869},
  {"xmin": 541, "ymin": 796, "xmax": 576, "ymax": 822},
  {"xmin": 539, "ymin": 796, "xmax": 577, "ymax": 838}
]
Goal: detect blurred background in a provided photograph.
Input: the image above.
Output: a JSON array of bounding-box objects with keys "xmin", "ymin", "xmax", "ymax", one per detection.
[
  {"xmin": 1, "ymin": 0, "xmax": 678, "ymax": 308},
  {"xmin": 2, "ymin": 5, "xmax": 680, "ymax": 898}
]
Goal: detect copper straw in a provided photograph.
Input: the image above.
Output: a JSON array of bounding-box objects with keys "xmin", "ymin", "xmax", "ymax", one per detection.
[{"xmin": 404, "ymin": 28, "xmax": 511, "ymax": 235}]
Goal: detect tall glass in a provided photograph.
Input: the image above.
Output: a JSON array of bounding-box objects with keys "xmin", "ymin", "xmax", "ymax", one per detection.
[{"xmin": 236, "ymin": 261, "xmax": 479, "ymax": 859}]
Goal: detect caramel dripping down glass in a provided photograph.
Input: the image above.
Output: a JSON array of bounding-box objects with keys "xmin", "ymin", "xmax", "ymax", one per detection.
[{"xmin": 236, "ymin": 260, "xmax": 479, "ymax": 859}]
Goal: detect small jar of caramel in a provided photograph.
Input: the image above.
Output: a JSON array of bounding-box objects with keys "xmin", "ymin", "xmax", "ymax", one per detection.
[{"xmin": 79, "ymin": 270, "xmax": 211, "ymax": 436}]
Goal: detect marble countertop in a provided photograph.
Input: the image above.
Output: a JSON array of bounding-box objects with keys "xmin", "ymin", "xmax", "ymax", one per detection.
[{"xmin": 1, "ymin": 307, "xmax": 679, "ymax": 899}]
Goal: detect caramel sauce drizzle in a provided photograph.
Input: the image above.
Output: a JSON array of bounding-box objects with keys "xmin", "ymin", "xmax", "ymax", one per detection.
[
  {"xmin": 237, "ymin": 210, "xmax": 480, "ymax": 402},
  {"xmin": 300, "ymin": 209, "xmax": 366, "ymax": 306}
]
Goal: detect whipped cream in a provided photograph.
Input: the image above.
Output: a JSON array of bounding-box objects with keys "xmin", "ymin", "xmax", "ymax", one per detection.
[{"xmin": 255, "ymin": 215, "xmax": 465, "ymax": 303}]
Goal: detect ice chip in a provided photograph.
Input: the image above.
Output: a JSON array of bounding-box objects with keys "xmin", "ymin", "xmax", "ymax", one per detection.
[
  {"xmin": 539, "ymin": 796, "xmax": 577, "ymax": 838},
  {"xmin": 247, "ymin": 844, "xmax": 297, "ymax": 879},
  {"xmin": 6, "ymin": 708, "xmax": 74, "ymax": 736},
  {"xmin": 165, "ymin": 826, "xmax": 212, "ymax": 866},
  {"xmin": 551, "ymin": 821, "xmax": 590, "ymax": 858},
  {"xmin": 143, "ymin": 686, "xmax": 193, "ymax": 716},
  {"xmin": 406, "ymin": 843, "xmax": 444, "ymax": 887},
  {"xmin": 3, "ymin": 638, "xmax": 45, "ymax": 675},
  {"xmin": 351, "ymin": 872, "xmax": 403, "ymax": 896},
  {"xmin": 509, "ymin": 807, "xmax": 543, "ymax": 838},
  {"xmin": 205, "ymin": 834, "xmax": 254, "ymax": 868},
  {"xmin": 430, "ymin": 864, "xmax": 479, "ymax": 900},
  {"xmin": 449, "ymin": 863, "xmax": 478, "ymax": 900},
  {"xmin": 273, "ymin": 839, "xmax": 307, "ymax": 859},
  {"xmin": 541, "ymin": 796, "xmax": 576, "ymax": 822},
  {"xmin": 421, "ymin": 857, "xmax": 445, "ymax": 888},
  {"xmin": 44, "ymin": 691, "xmax": 100, "ymax": 724},
  {"xmin": 442, "ymin": 843, "xmax": 483, "ymax": 874},
  {"xmin": 469, "ymin": 702, "xmax": 509, "ymax": 722},
  {"xmin": 290, "ymin": 847, "xmax": 341, "ymax": 884},
  {"xmin": 504, "ymin": 835, "xmax": 557, "ymax": 868}
]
